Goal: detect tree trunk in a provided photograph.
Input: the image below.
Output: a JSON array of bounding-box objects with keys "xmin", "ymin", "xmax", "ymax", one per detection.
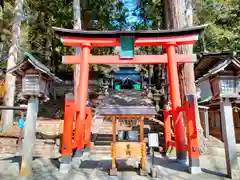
[
  {"xmin": 164, "ymin": 0, "xmax": 207, "ymax": 153},
  {"xmin": 1, "ymin": 0, "xmax": 24, "ymax": 132},
  {"xmin": 73, "ymin": 0, "xmax": 82, "ymax": 101}
]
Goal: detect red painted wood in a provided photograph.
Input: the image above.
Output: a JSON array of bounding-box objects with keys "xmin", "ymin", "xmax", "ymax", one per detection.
[
  {"xmin": 62, "ymin": 34, "xmax": 198, "ymax": 47},
  {"xmin": 185, "ymin": 101, "xmax": 200, "ymax": 159},
  {"xmin": 62, "ymin": 54, "xmax": 195, "ymax": 64},
  {"xmin": 166, "ymin": 44, "xmax": 186, "ymax": 155},
  {"xmin": 164, "ymin": 111, "xmax": 172, "ymax": 152},
  {"xmin": 62, "ymin": 98, "xmax": 74, "ymax": 156},
  {"xmin": 84, "ymin": 107, "xmax": 92, "ymax": 148},
  {"xmin": 73, "ymin": 44, "xmax": 91, "ymax": 150}
]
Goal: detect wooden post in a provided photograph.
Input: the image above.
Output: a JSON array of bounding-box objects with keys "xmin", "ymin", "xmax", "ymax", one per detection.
[
  {"xmin": 73, "ymin": 44, "xmax": 90, "ymax": 155},
  {"xmin": 164, "ymin": 111, "xmax": 171, "ymax": 152},
  {"xmin": 61, "ymin": 93, "xmax": 74, "ymax": 162},
  {"xmin": 140, "ymin": 116, "xmax": 146, "ymax": 170},
  {"xmin": 220, "ymin": 99, "xmax": 239, "ymax": 179},
  {"xmin": 203, "ymin": 109, "xmax": 209, "ymax": 138},
  {"xmin": 185, "ymin": 94, "xmax": 201, "ymax": 174},
  {"xmin": 85, "ymin": 107, "xmax": 92, "ymax": 149},
  {"xmin": 112, "ymin": 116, "xmax": 116, "ymax": 168},
  {"xmin": 18, "ymin": 111, "xmax": 25, "ymax": 153},
  {"xmin": 166, "ymin": 44, "xmax": 186, "ymax": 162},
  {"xmin": 20, "ymin": 96, "xmax": 39, "ymax": 177},
  {"xmin": 110, "ymin": 116, "xmax": 117, "ymax": 176}
]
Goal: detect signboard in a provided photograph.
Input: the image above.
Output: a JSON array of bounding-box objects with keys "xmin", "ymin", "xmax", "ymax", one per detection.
[{"xmin": 148, "ymin": 133, "xmax": 159, "ymax": 147}]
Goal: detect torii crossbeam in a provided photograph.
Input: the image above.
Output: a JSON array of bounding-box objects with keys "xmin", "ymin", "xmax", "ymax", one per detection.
[{"xmin": 53, "ymin": 25, "xmax": 206, "ymax": 174}]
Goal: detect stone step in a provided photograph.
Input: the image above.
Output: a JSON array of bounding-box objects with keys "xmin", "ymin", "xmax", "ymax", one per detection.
[
  {"xmin": 94, "ymin": 141, "xmax": 112, "ymax": 146},
  {"xmin": 91, "ymin": 150, "xmax": 111, "ymax": 155},
  {"xmin": 96, "ymin": 136, "xmax": 113, "ymax": 141},
  {"xmin": 92, "ymin": 145, "xmax": 111, "ymax": 150}
]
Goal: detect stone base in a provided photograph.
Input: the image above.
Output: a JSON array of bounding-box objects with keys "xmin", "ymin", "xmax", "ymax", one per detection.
[
  {"xmin": 176, "ymin": 151, "xmax": 187, "ymax": 165},
  {"xmin": 109, "ymin": 168, "xmax": 117, "ymax": 176},
  {"xmin": 176, "ymin": 159, "xmax": 188, "ymax": 166},
  {"xmin": 150, "ymin": 166, "xmax": 157, "ymax": 178},
  {"xmin": 188, "ymin": 166, "xmax": 202, "ymax": 174},
  {"xmin": 139, "ymin": 169, "xmax": 148, "ymax": 176},
  {"xmin": 81, "ymin": 150, "xmax": 91, "ymax": 161},
  {"xmin": 74, "ymin": 149, "xmax": 83, "ymax": 157},
  {"xmin": 59, "ymin": 163, "xmax": 71, "ymax": 173}
]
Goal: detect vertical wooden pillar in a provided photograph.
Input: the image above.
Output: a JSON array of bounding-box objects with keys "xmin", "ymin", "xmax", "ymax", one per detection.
[
  {"xmin": 18, "ymin": 111, "xmax": 25, "ymax": 153},
  {"xmin": 164, "ymin": 111, "xmax": 171, "ymax": 152},
  {"xmin": 61, "ymin": 93, "xmax": 74, "ymax": 163},
  {"xmin": 166, "ymin": 43, "xmax": 186, "ymax": 162},
  {"xmin": 112, "ymin": 116, "xmax": 116, "ymax": 169},
  {"xmin": 20, "ymin": 97, "xmax": 39, "ymax": 177},
  {"xmin": 74, "ymin": 43, "xmax": 91, "ymax": 153},
  {"xmin": 204, "ymin": 109, "xmax": 209, "ymax": 138},
  {"xmin": 220, "ymin": 99, "xmax": 239, "ymax": 179},
  {"xmin": 84, "ymin": 107, "xmax": 92, "ymax": 149},
  {"xmin": 140, "ymin": 116, "xmax": 146, "ymax": 170},
  {"xmin": 185, "ymin": 94, "xmax": 201, "ymax": 174}
]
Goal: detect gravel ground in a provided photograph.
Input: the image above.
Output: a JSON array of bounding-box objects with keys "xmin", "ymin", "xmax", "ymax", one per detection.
[{"xmin": 0, "ymin": 153, "xmax": 239, "ymax": 180}]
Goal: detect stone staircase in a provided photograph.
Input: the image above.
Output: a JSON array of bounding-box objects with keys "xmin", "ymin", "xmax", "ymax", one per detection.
[{"xmin": 90, "ymin": 117, "xmax": 164, "ymax": 160}]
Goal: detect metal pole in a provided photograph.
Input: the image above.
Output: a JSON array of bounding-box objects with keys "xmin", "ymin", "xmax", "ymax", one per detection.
[
  {"xmin": 19, "ymin": 96, "xmax": 39, "ymax": 177},
  {"xmin": 166, "ymin": 43, "xmax": 186, "ymax": 162}
]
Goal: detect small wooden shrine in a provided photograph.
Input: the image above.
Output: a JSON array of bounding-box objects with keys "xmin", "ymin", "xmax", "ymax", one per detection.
[{"xmin": 195, "ymin": 51, "xmax": 240, "ymax": 143}]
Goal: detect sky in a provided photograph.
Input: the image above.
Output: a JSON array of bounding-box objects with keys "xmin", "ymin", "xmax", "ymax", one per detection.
[{"xmin": 123, "ymin": 0, "xmax": 138, "ymax": 28}]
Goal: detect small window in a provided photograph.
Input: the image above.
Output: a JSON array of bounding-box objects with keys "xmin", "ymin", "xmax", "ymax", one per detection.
[{"xmin": 220, "ymin": 79, "xmax": 235, "ymax": 94}]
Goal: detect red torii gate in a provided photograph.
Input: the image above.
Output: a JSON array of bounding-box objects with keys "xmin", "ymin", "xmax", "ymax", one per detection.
[{"xmin": 53, "ymin": 25, "xmax": 206, "ymax": 174}]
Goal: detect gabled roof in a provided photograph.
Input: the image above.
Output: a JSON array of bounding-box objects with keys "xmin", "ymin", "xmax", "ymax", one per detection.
[
  {"xmin": 195, "ymin": 51, "xmax": 240, "ymax": 79},
  {"xmin": 53, "ymin": 25, "xmax": 207, "ymax": 38},
  {"xmin": 8, "ymin": 52, "xmax": 62, "ymax": 82},
  {"xmin": 196, "ymin": 57, "xmax": 240, "ymax": 83}
]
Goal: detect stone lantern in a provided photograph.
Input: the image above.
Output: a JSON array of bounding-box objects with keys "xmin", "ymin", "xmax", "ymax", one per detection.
[{"xmin": 8, "ymin": 52, "xmax": 61, "ymax": 177}]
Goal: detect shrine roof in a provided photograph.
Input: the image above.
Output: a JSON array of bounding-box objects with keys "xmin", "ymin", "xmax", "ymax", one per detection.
[
  {"xmin": 8, "ymin": 52, "xmax": 62, "ymax": 82},
  {"xmin": 195, "ymin": 57, "xmax": 240, "ymax": 83},
  {"xmin": 195, "ymin": 51, "xmax": 240, "ymax": 80},
  {"xmin": 98, "ymin": 106, "xmax": 157, "ymax": 116},
  {"xmin": 97, "ymin": 89, "xmax": 157, "ymax": 116},
  {"xmin": 52, "ymin": 25, "xmax": 207, "ymax": 38}
]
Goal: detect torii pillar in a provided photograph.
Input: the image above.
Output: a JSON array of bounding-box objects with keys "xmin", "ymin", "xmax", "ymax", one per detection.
[{"xmin": 53, "ymin": 25, "xmax": 206, "ymax": 173}]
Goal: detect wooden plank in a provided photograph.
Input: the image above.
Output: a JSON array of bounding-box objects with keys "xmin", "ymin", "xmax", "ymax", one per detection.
[
  {"xmin": 115, "ymin": 142, "xmax": 142, "ymax": 158},
  {"xmin": 63, "ymin": 54, "xmax": 197, "ymax": 64}
]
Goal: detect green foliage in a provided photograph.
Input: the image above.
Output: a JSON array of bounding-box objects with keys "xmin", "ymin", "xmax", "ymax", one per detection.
[
  {"xmin": 194, "ymin": 0, "xmax": 240, "ymax": 52},
  {"xmin": 1, "ymin": 0, "xmax": 129, "ymax": 77},
  {"xmin": 1, "ymin": 0, "xmax": 240, "ymax": 78},
  {"xmin": 0, "ymin": 1, "xmax": 14, "ymax": 62}
]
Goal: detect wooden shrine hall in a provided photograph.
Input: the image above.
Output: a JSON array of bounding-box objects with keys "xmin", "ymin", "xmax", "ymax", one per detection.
[{"xmin": 52, "ymin": 25, "xmax": 206, "ymax": 176}]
